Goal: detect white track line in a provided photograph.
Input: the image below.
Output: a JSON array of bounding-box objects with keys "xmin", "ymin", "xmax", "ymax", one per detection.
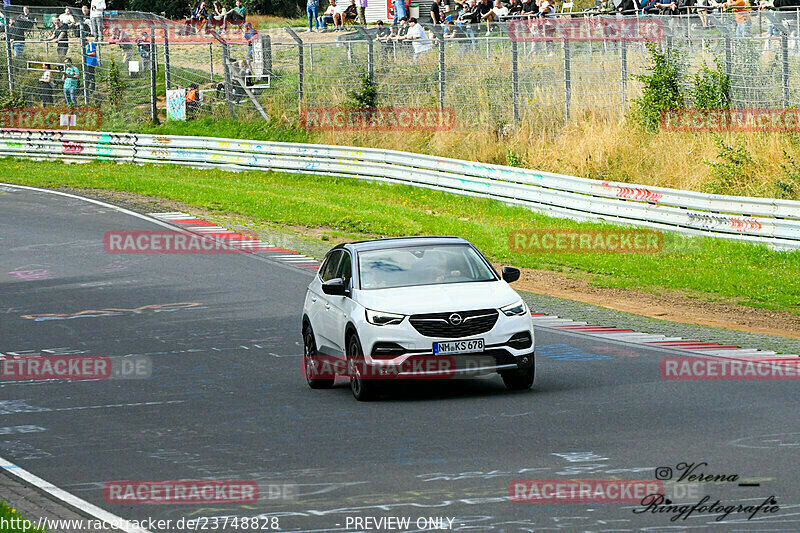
[{"xmin": 0, "ymin": 456, "xmax": 152, "ymax": 533}]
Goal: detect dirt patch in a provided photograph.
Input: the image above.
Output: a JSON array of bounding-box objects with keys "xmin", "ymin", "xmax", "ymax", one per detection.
[{"xmin": 69, "ymin": 188, "xmax": 800, "ymax": 340}]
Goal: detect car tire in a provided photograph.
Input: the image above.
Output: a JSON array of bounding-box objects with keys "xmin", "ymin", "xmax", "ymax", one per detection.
[
  {"xmin": 304, "ymin": 324, "xmax": 334, "ymax": 389},
  {"xmin": 502, "ymin": 360, "xmax": 535, "ymax": 391},
  {"xmin": 347, "ymin": 332, "xmax": 379, "ymax": 401}
]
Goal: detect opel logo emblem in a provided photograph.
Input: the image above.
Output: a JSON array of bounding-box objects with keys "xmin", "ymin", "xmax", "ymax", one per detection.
[{"xmin": 449, "ymin": 313, "xmax": 463, "ymax": 326}]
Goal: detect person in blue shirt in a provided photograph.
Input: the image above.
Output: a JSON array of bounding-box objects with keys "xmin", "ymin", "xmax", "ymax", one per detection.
[{"xmin": 85, "ymin": 38, "xmax": 98, "ymax": 96}]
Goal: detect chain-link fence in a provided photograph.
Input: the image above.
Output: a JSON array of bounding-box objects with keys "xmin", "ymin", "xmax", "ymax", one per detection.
[{"xmin": 2, "ymin": 6, "xmax": 800, "ymax": 129}]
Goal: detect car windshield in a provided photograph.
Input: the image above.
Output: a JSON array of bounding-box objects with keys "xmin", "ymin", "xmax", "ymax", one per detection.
[{"xmin": 358, "ymin": 243, "xmax": 496, "ymax": 290}]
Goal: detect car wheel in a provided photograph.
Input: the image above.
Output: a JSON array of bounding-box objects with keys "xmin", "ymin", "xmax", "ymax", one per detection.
[
  {"xmin": 502, "ymin": 360, "xmax": 535, "ymax": 391},
  {"xmin": 347, "ymin": 332, "xmax": 378, "ymax": 401},
  {"xmin": 304, "ymin": 324, "xmax": 334, "ymax": 389}
]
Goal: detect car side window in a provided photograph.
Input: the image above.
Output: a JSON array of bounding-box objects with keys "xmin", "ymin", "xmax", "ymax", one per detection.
[
  {"xmin": 320, "ymin": 251, "xmax": 343, "ymax": 282},
  {"xmin": 336, "ymin": 252, "xmax": 352, "ymax": 288}
]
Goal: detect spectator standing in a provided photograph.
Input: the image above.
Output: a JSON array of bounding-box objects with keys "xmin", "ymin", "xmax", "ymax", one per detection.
[
  {"xmin": 78, "ymin": 6, "xmax": 92, "ymax": 35},
  {"xmin": 405, "ymin": 17, "xmax": 432, "ymax": 58},
  {"xmin": 90, "ymin": 0, "xmax": 105, "ymax": 40},
  {"xmin": 136, "ymin": 31, "xmax": 151, "ymax": 72},
  {"xmin": 244, "ymin": 22, "xmax": 258, "ymax": 58},
  {"xmin": 63, "ymin": 57, "xmax": 80, "ymax": 106},
  {"xmin": 50, "ymin": 19, "xmax": 70, "ymax": 61},
  {"xmin": 58, "ymin": 8, "xmax": 76, "ymax": 26},
  {"xmin": 307, "ymin": 0, "xmax": 321, "ymax": 31},
  {"xmin": 85, "ymin": 37, "xmax": 97, "ymax": 96},
  {"xmin": 394, "ymin": 0, "xmax": 408, "ymax": 22},
  {"xmin": 186, "ymin": 83, "xmax": 200, "ymax": 118},
  {"xmin": 431, "ymin": 0, "xmax": 444, "ymax": 23},
  {"xmin": 8, "ymin": 18, "xmax": 24, "ymax": 57},
  {"xmin": 39, "ymin": 63, "xmax": 55, "ymax": 107},
  {"xmin": 357, "ymin": 0, "xmax": 368, "ymax": 25},
  {"xmin": 375, "ymin": 20, "xmax": 391, "ymax": 44},
  {"xmin": 111, "ymin": 27, "xmax": 135, "ymax": 65},
  {"xmin": 726, "ymin": 0, "xmax": 750, "ymax": 36}
]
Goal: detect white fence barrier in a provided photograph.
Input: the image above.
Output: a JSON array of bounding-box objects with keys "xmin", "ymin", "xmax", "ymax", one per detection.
[{"xmin": 1, "ymin": 129, "xmax": 799, "ymax": 249}]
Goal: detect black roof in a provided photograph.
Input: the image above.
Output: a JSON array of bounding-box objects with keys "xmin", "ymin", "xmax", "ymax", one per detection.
[{"xmin": 332, "ymin": 236, "xmax": 469, "ymax": 252}]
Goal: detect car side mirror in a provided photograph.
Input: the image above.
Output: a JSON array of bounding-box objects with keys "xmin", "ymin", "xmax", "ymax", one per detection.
[
  {"xmin": 502, "ymin": 266, "xmax": 521, "ymax": 283},
  {"xmin": 322, "ymin": 278, "xmax": 348, "ymax": 296}
]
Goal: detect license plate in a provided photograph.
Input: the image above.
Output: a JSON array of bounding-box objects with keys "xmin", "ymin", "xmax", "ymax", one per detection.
[{"xmin": 433, "ymin": 339, "xmax": 485, "ymax": 355}]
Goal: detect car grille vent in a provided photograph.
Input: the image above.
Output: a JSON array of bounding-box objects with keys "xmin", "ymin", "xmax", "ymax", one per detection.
[{"xmin": 409, "ymin": 309, "xmax": 499, "ymax": 338}]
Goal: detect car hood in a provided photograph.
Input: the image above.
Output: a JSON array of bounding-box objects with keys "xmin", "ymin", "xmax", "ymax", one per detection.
[{"xmin": 354, "ymin": 281, "xmax": 521, "ymax": 315}]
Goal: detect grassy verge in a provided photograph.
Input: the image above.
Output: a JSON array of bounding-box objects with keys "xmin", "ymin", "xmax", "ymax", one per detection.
[
  {"xmin": 1, "ymin": 158, "xmax": 798, "ymax": 314},
  {"xmin": 0, "ymin": 501, "xmax": 47, "ymax": 533}
]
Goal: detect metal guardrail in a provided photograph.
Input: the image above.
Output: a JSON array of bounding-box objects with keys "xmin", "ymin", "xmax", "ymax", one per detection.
[{"xmin": 1, "ymin": 129, "xmax": 799, "ymax": 248}]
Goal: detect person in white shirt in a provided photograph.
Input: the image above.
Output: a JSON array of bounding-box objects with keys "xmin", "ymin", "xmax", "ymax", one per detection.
[
  {"xmin": 481, "ymin": 0, "xmax": 508, "ymax": 30},
  {"xmin": 90, "ymin": 0, "xmax": 106, "ymax": 40},
  {"xmin": 58, "ymin": 7, "xmax": 76, "ymax": 26},
  {"xmin": 332, "ymin": 0, "xmax": 349, "ymax": 29},
  {"xmin": 405, "ymin": 17, "xmax": 432, "ymax": 57}
]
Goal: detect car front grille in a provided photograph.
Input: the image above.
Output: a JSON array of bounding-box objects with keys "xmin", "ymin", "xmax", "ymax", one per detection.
[{"xmin": 409, "ymin": 309, "xmax": 499, "ymax": 338}]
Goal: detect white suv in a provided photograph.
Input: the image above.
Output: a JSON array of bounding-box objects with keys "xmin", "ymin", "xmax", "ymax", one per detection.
[{"xmin": 301, "ymin": 237, "xmax": 535, "ymax": 400}]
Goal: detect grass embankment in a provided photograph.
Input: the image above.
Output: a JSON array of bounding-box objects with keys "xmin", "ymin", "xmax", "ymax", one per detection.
[
  {"xmin": 0, "ymin": 501, "xmax": 47, "ymax": 533},
  {"xmin": 1, "ymin": 158, "xmax": 798, "ymax": 314}
]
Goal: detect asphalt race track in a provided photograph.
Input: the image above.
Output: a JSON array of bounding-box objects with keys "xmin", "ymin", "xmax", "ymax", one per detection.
[{"xmin": 1, "ymin": 184, "xmax": 799, "ymax": 532}]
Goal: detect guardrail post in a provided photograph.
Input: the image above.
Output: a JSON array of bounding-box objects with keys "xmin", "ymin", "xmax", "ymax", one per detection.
[
  {"xmin": 163, "ymin": 24, "xmax": 171, "ymax": 91},
  {"xmin": 621, "ymin": 39, "xmax": 628, "ymax": 109},
  {"xmin": 511, "ymin": 36, "xmax": 519, "ymax": 123},
  {"xmin": 782, "ymin": 34, "xmax": 790, "ymax": 107},
  {"xmin": 80, "ymin": 22, "xmax": 89, "ymax": 105},
  {"xmin": 150, "ymin": 31, "xmax": 158, "ymax": 123},
  {"xmin": 285, "ymin": 27, "xmax": 304, "ymax": 111},
  {"xmin": 2, "ymin": 8, "xmax": 13, "ymax": 93},
  {"xmin": 221, "ymin": 41, "xmax": 235, "ymax": 118},
  {"xmin": 563, "ymin": 39, "xmax": 571, "ymax": 121}
]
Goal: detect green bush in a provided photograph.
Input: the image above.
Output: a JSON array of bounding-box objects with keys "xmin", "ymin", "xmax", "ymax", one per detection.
[
  {"xmin": 692, "ymin": 58, "xmax": 730, "ymax": 109},
  {"xmin": 346, "ymin": 71, "xmax": 379, "ymax": 109},
  {"xmin": 703, "ymin": 135, "xmax": 757, "ymax": 195},
  {"xmin": 632, "ymin": 43, "xmax": 684, "ymax": 132}
]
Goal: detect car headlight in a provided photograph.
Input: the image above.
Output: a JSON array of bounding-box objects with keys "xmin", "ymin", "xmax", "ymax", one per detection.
[
  {"xmin": 501, "ymin": 300, "xmax": 527, "ymax": 317},
  {"xmin": 365, "ymin": 309, "xmax": 406, "ymax": 326}
]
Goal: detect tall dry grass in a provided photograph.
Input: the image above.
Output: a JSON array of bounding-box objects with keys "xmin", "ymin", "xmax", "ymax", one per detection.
[{"xmin": 315, "ymin": 109, "xmax": 800, "ymax": 199}]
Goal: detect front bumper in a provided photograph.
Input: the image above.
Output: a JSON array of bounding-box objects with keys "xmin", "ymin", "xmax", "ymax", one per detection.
[{"xmin": 353, "ymin": 312, "xmax": 535, "ymax": 378}]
